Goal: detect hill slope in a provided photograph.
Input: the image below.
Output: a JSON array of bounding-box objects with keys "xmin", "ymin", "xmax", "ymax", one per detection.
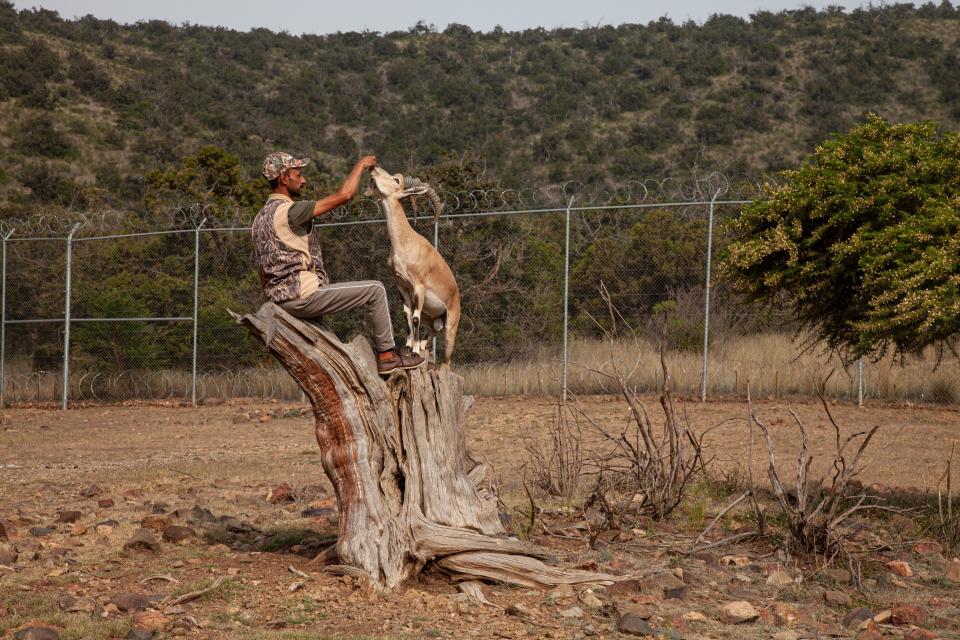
[{"xmin": 1, "ymin": 1, "xmax": 959, "ymax": 215}]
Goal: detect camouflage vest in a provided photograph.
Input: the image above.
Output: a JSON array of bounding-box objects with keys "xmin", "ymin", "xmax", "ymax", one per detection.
[{"xmin": 251, "ymin": 194, "xmax": 329, "ymax": 303}]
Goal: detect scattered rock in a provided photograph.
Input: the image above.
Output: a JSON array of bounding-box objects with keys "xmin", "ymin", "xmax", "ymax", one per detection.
[
  {"xmin": 126, "ymin": 630, "xmax": 154, "ymax": 640},
  {"xmin": 824, "ymin": 568, "xmax": 852, "ymax": 584},
  {"xmin": 664, "ymin": 586, "xmax": 686, "ymax": 600},
  {"xmin": 720, "ymin": 555, "xmax": 751, "ymax": 566},
  {"xmin": 29, "ymin": 526, "xmax": 53, "ymax": 537},
  {"xmin": 69, "ymin": 523, "xmax": 86, "ymax": 537},
  {"xmin": 149, "ymin": 501, "xmax": 170, "ymax": 514},
  {"xmin": 639, "ymin": 571, "xmax": 684, "ymax": 596},
  {"xmin": 13, "ymin": 628, "xmax": 59, "ymax": 640},
  {"xmin": 889, "ymin": 575, "xmax": 911, "ymax": 589},
  {"xmin": 843, "ymin": 607, "xmax": 874, "ymax": 629},
  {"xmin": 61, "ymin": 596, "xmax": 95, "ymax": 614},
  {"xmin": 859, "ymin": 623, "xmax": 884, "ymax": 640},
  {"xmin": 505, "ymin": 603, "xmax": 532, "ymax": 617},
  {"xmin": 766, "ymin": 570, "xmax": 794, "ymax": 588},
  {"xmin": 56, "ymin": 511, "xmax": 81, "ymax": 524},
  {"xmin": 188, "ymin": 505, "xmax": 216, "ymax": 525},
  {"xmin": 109, "ymin": 593, "xmax": 151, "ymax": 612},
  {"xmin": 123, "ymin": 529, "xmax": 160, "ymax": 552},
  {"xmin": 98, "ymin": 498, "xmax": 115, "ymax": 508},
  {"xmin": 872, "ymin": 610, "xmax": 892, "ymax": 624},
  {"xmin": 681, "ymin": 611, "xmax": 707, "ymax": 623},
  {"xmin": 80, "ymin": 484, "xmax": 104, "ymax": 498},
  {"xmin": 94, "ymin": 525, "xmax": 114, "ymax": 536},
  {"xmin": 719, "ymin": 601, "xmax": 759, "ymax": 624},
  {"xmin": 625, "ymin": 604, "xmax": 655, "ymax": 620},
  {"xmin": 769, "ymin": 601, "xmax": 800, "ymax": 627},
  {"xmin": 162, "ymin": 525, "xmax": 195, "ymax": 543},
  {"xmin": 558, "ymin": 606, "xmax": 583, "ymax": 618},
  {"xmin": 0, "ymin": 521, "xmax": 8, "ymax": 541},
  {"xmin": 891, "ymin": 604, "xmax": 927, "ymax": 627},
  {"xmin": 912, "ymin": 540, "xmax": 943, "ymax": 555},
  {"xmin": 579, "ymin": 591, "xmax": 602, "ymax": 608},
  {"xmin": 0, "ymin": 548, "xmax": 17, "ymax": 565},
  {"xmin": 904, "ymin": 628, "xmax": 938, "ymax": 640},
  {"xmin": 824, "ymin": 590, "xmax": 853, "ymax": 607},
  {"xmin": 617, "ymin": 613, "xmax": 653, "ymax": 636},
  {"xmin": 772, "ymin": 632, "xmax": 803, "ymax": 640},
  {"xmin": 141, "ymin": 515, "xmax": 170, "ymax": 533},
  {"xmin": 886, "ymin": 560, "xmax": 913, "ymax": 577},
  {"xmin": 945, "ymin": 560, "xmax": 960, "ymax": 583},
  {"xmin": 606, "ymin": 579, "xmax": 641, "ymax": 596},
  {"xmin": 132, "ymin": 610, "xmax": 169, "ymax": 631},
  {"xmin": 268, "ymin": 483, "xmax": 295, "ymax": 503},
  {"xmin": 547, "ymin": 583, "xmax": 574, "ymax": 598}
]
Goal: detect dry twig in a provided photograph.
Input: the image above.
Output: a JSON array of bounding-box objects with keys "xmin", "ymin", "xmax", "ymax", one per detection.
[
  {"xmin": 748, "ymin": 379, "xmax": 892, "ymax": 559},
  {"xmin": 164, "ymin": 576, "xmax": 227, "ymax": 606}
]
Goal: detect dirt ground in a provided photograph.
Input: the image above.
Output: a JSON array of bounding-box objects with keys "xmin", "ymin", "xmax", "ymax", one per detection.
[{"xmin": 1, "ymin": 395, "xmax": 958, "ymax": 640}]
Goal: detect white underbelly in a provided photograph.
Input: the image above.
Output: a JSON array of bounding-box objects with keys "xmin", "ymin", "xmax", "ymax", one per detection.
[{"xmin": 423, "ymin": 290, "xmax": 446, "ymax": 318}]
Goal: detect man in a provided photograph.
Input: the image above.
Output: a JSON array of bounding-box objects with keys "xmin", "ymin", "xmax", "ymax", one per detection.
[{"xmin": 252, "ymin": 151, "xmax": 424, "ymax": 375}]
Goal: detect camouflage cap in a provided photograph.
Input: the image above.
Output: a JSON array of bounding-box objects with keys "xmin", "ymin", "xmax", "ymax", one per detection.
[{"xmin": 262, "ymin": 151, "xmax": 310, "ymax": 180}]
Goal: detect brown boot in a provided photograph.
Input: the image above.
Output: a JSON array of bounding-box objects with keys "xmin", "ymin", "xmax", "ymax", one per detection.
[{"xmin": 377, "ymin": 349, "xmax": 425, "ymax": 375}]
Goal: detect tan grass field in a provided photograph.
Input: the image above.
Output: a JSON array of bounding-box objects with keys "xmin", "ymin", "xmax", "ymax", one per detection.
[{"xmin": 4, "ymin": 333, "xmax": 958, "ymax": 406}]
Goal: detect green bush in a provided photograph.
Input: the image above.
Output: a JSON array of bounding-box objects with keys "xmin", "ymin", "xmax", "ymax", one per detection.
[{"xmin": 724, "ymin": 114, "xmax": 960, "ymax": 359}]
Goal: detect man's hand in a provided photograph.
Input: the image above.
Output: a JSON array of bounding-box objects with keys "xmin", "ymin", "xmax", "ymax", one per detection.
[
  {"xmin": 356, "ymin": 155, "xmax": 378, "ymax": 170},
  {"xmin": 312, "ymin": 154, "xmax": 379, "ymax": 217}
]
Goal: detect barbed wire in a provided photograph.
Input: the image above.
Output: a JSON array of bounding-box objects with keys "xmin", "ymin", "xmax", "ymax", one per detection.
[{"xmin": 0, "ymin": 174, "xmax": 766, "ymax": 238}]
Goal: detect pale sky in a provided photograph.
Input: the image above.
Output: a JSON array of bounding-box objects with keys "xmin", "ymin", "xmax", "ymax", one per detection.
[{"xmin": 13, "ymin": 0, "xmax": 877, "ymax": 34}]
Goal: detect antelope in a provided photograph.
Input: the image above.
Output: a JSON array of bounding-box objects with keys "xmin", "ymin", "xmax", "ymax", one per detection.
[{"xmin": 366, "ymin": 166, "xmax": 460, "ymax": 366}]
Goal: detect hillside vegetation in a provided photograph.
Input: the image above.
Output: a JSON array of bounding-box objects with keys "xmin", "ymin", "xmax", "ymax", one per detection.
[
  {"xmin": 1, "ymin": 1, "xmax": 959, "ymax": 217},
  {"xmin": 2, "ymin": 2, "xmax": 960, "ymax": 386}
]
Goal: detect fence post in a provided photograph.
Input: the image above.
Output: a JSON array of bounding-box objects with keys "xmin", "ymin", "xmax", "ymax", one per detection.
[
  {"xmin": 62, "ymin": 222, "xmax": 81, "ymax": 410},
  {"xmin": 0, "ymin": 228, "xmax": 14, "ymax": 409},
  {"xmin": 432, "ymin": 217, "xmax": 439, "ymax": 361},
  {"xmin": 857, "ymin": 358, "xmax": 864, "ymax": 407},
  {"xmin": 191, "ymin": 218, "xmax": 207, "ymax": 407},
  {"xmin": 700, "ymin": 190, "xmax": 720, "ymax": 403},
  {"xmin": 562, "ymin": 197, "xmax": 575, "ymax": 400}
]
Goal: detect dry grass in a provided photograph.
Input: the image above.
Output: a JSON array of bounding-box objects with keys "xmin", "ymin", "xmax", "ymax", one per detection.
[
  {"xmin": 462, "ymin": 333, "xmax": 960, "ymax": 403},
  {"xmin": 4, "ymin": 333, "xmax": 958, "ymax": 405}
]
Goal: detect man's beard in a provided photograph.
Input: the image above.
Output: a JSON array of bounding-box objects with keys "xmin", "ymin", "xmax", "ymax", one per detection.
[{"xmin": 288, "ymin": 184, "xmax": 302, "ymax": 198}]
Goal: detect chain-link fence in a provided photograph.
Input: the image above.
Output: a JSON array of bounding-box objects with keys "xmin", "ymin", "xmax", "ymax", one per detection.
[{"xmin": 2, "ymin": 180, "xmax": 958, "ymax": 407}]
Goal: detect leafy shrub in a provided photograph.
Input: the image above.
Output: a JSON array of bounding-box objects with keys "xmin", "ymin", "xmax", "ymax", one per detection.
[{"xmin": 14, "ymin": 113, "xmax": 74, "ymax": 158}]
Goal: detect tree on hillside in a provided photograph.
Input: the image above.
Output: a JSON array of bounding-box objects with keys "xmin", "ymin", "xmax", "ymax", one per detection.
[
  {"xmin": 723, "ymin": 114, "xmax": 960, "ymax": 359},
  {"xmin": 145, "ymin": 145, "xmax": 265, "ymax": 221}
]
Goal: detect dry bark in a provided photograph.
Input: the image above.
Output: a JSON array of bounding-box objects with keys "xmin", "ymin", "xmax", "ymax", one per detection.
[{"xmin": 233, "ymin": 303, "xmax": 613, "ymax": 590}]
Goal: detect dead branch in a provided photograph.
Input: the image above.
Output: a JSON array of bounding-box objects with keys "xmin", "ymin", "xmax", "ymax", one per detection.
[
  {"xmin": 748, "ymin": 381, "xmax": 893, "ymax": 559},
  {"xmin": 164, "ymin": 576, "xmax": 227, "ymax": 606}
]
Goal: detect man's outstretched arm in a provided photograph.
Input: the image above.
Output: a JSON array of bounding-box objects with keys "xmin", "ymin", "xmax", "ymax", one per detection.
[{"xmin": 312, "ymin": 155, "xmax": 377, "ymax": 217}]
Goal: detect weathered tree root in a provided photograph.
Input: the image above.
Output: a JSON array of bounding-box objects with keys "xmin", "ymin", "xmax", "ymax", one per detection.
[{"xmin": 232, "ymin": 303, "xmax": 616, "ymax": 590}]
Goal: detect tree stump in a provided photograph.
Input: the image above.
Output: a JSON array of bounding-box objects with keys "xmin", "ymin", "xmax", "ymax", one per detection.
[{"xmin": 233, "ymin": 303, "xmax": 614, "ymax": 590}]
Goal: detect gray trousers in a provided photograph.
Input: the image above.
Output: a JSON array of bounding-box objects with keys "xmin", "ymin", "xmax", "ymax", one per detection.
[{"xmin": 279, "ymin": 280, "xmax": 395, "ymax": 353}]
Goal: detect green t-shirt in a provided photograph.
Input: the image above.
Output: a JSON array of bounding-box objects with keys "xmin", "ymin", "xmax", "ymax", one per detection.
[{"xmin": 287, "ymin": 200, "xmax": 317, "ymax": 236}]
